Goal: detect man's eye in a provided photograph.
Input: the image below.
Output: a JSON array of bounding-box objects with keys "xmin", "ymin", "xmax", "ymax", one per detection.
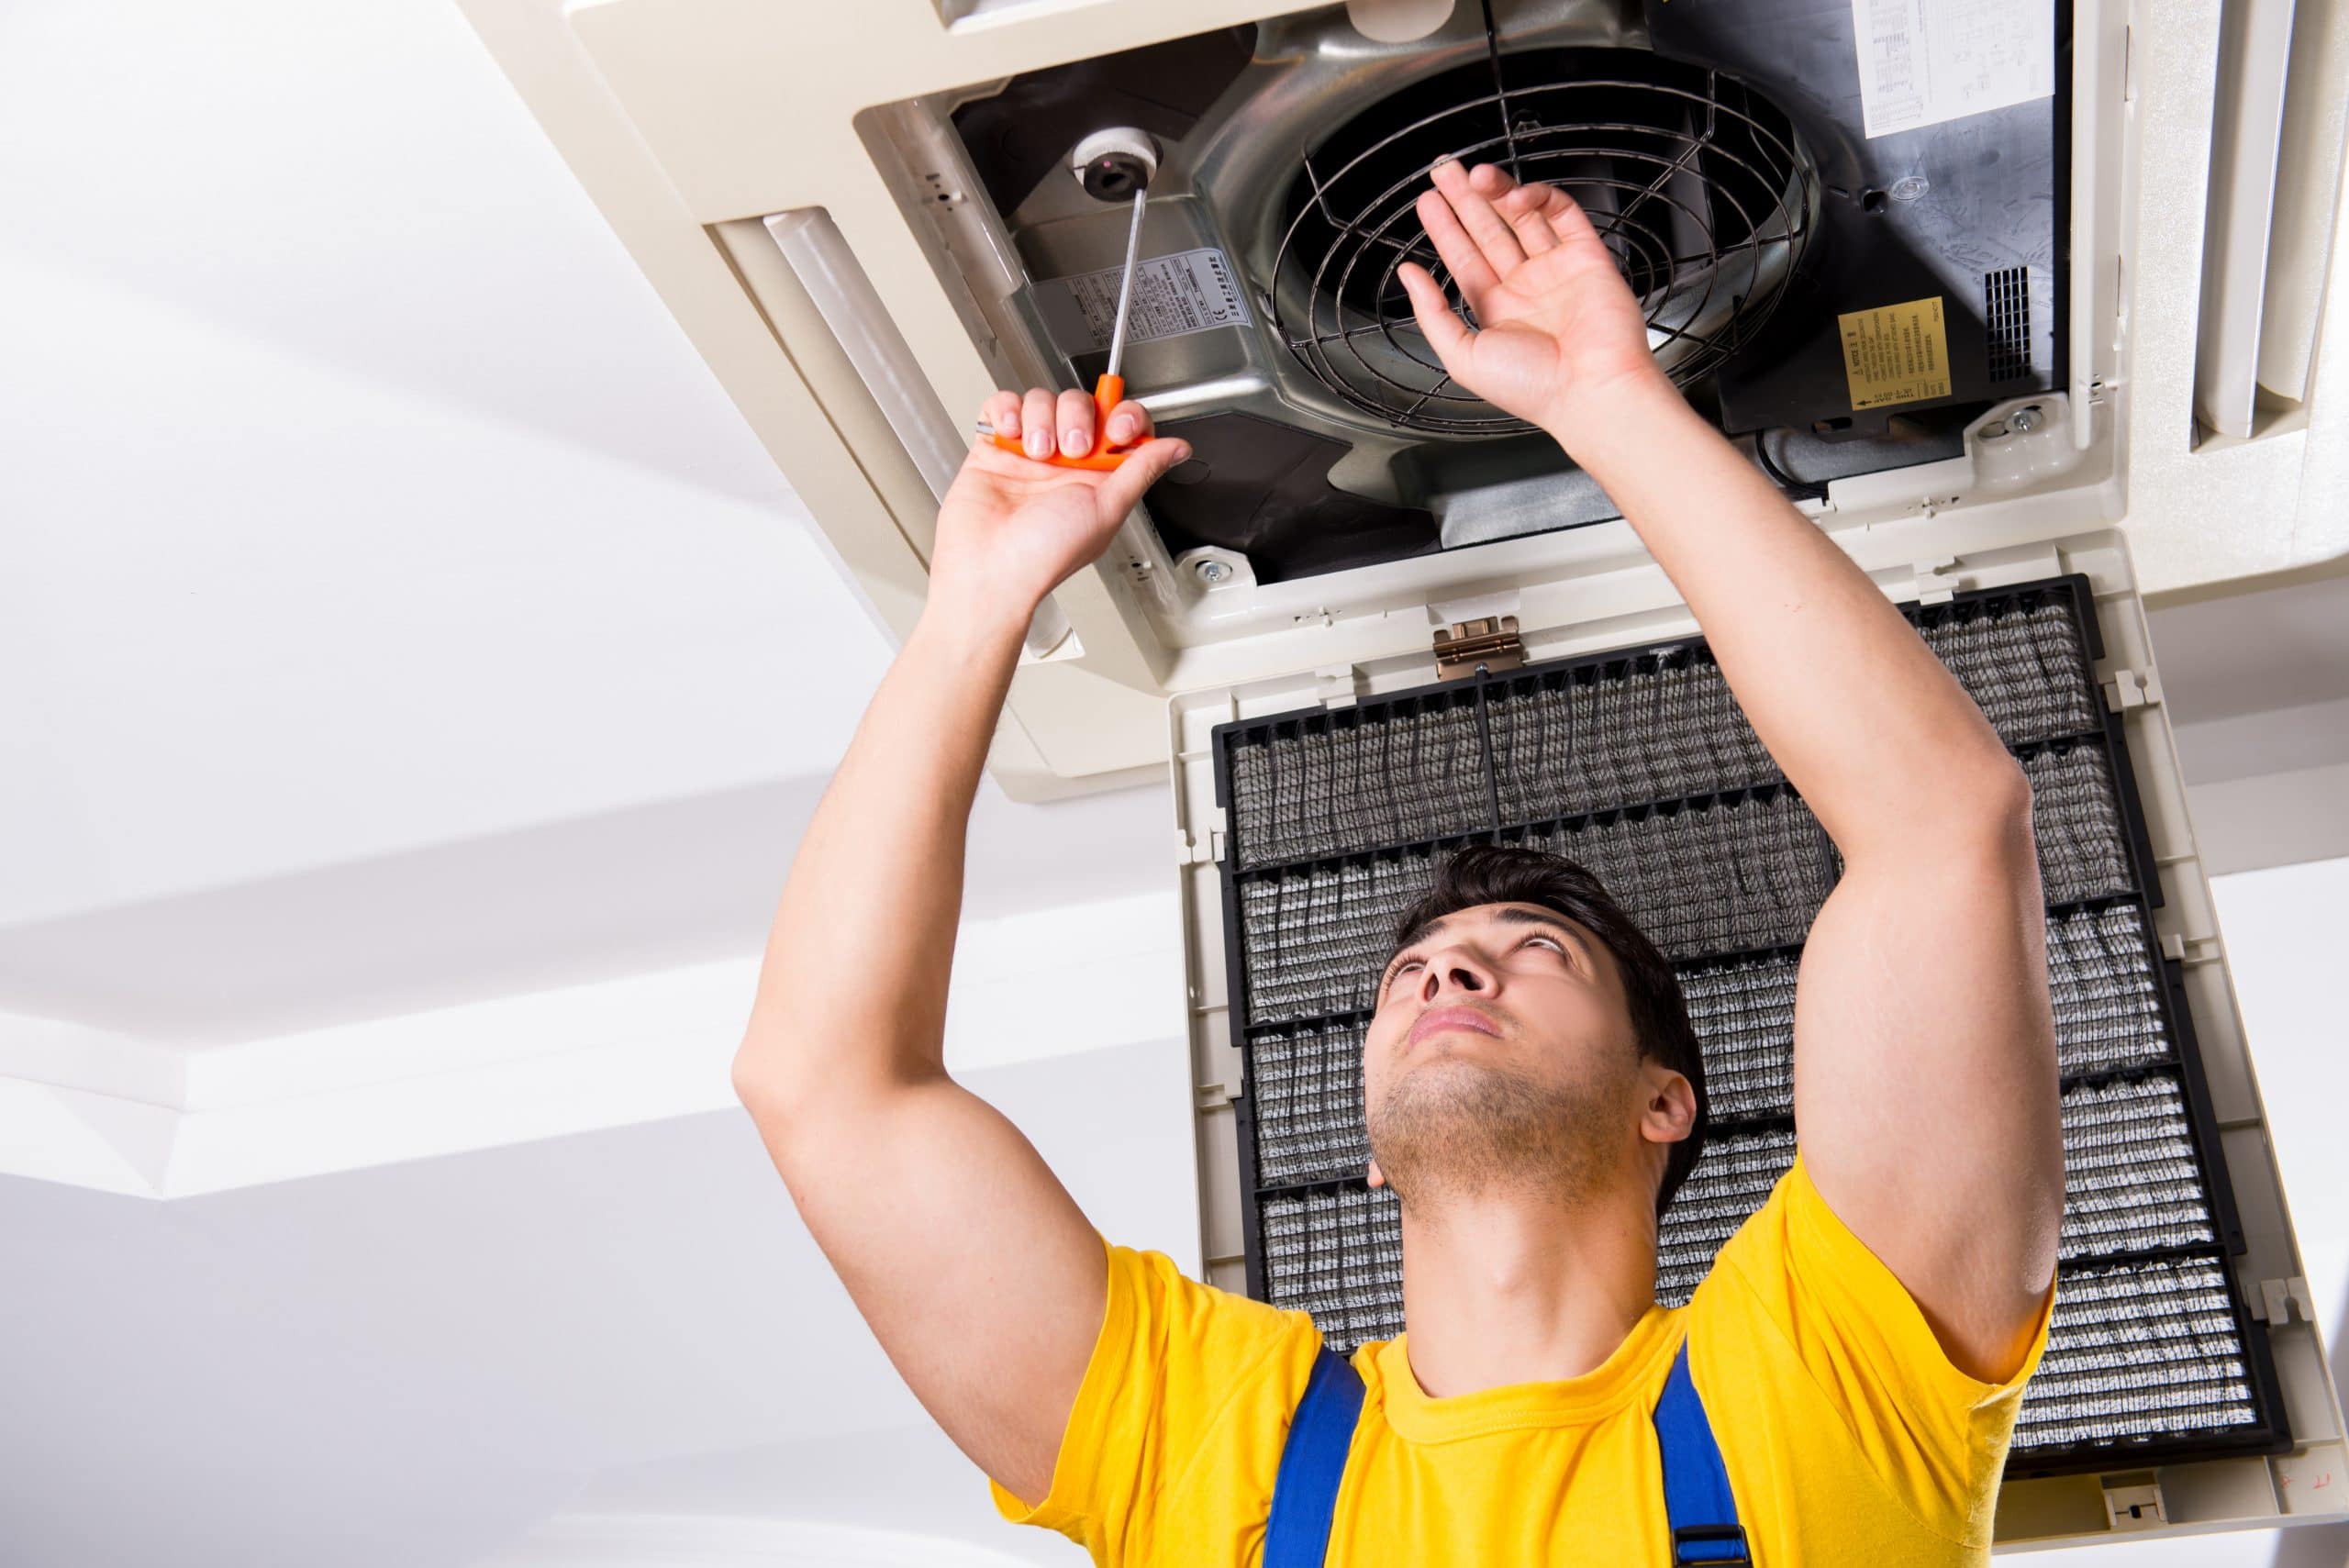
[{"xmin": 1386, "ymin": 958, "xmax": 1423, "ymax": 988}]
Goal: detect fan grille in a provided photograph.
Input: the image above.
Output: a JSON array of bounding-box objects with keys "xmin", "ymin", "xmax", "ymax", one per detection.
[{"xmin": 1270, "ymin": 33, "xmax": 1816, "ymax": 436}]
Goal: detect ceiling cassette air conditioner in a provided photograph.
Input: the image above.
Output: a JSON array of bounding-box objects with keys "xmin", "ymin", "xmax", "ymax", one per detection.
[{"xmin": 462, "ymin": 0, "xmax": 2347, "ymax": 1547}]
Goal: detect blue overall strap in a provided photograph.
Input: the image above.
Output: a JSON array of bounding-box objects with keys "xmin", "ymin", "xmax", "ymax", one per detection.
[
  {"xmin": 1653, "ymin": 1340, "xmax": 1751, "ymax": 1565},
  {"xmin": 1263, "ymin": 1346, "xmax": 1364, "ymax": 1568}
]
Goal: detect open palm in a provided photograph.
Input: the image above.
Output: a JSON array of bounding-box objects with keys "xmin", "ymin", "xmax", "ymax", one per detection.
[{"xmin": 1398, "ymin": 160, "xmax": 1668, "ymax": 438}]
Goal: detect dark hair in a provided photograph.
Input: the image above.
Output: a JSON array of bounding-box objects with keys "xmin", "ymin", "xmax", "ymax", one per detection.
[{"xmin": 1385, "ymin": 843, "xmax": 1708, "ymax": 1219}]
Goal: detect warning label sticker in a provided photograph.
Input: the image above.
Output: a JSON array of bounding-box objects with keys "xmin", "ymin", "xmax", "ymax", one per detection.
[
  {"xmin": 1033, "ymin": 247, "xmax": 1253, "ymax": 357},
  {"xmin": 1839, "ymin": 295, "xmax": 1954, "ymax": 411},
  {"xmin": 1850, "ymin": 0, "xmax": 2054, "ymax": 139}
]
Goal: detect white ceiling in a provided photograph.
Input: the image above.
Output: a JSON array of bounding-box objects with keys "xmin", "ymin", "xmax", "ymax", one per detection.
[
  {"xmin": 0, "ymin": 0, "xmax": 892, "ymax": 931},
  {"xmin": 0, "ymin": 1040, "xmax": 1199, "ymax": 1568},
  {"xmin": 0, "ymin": 0, "xmax": 1174, "ymax": 1051}
]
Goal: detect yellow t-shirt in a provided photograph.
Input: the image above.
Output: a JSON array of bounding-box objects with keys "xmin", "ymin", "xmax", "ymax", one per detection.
[{"xmin": 991, "ymin": 1154, "xmax": 2054, "ymax": 1565}]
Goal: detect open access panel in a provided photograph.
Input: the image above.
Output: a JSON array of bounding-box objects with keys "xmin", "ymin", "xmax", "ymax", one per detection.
[{"xmin": 1169, "ymin": 527, "xmax": 2344, "ymax": 1543}]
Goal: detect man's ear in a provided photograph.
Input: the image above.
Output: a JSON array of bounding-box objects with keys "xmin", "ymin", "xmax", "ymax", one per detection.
[
  {"xmin": 1640, "ymin": 1068, "xmax": 1698, "ymax": 1146},
  {"xmin": 1366, "ymin": 1157, "xmax": 1386, "ymax": 1189}
]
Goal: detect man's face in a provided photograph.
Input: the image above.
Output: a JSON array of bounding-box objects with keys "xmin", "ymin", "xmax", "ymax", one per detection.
[{"xmin": 1361, "ymin": 901, "xmax": 1647, "ymax": 1203}]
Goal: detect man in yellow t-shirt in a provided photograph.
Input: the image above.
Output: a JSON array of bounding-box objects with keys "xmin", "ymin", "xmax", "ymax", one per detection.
[{"xmin": 730, "ymin": 154, "xmax": 2062, "ymax": 1565}]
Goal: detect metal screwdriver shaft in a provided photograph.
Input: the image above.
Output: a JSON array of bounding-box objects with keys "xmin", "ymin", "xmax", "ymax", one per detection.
[
  {"xmin": 1104, "ymin": 183, "xmax": 1146, "ymax": 381},
  {"xmin": 978, "ymin": 129, "xmax": 1158, "ymax": 469}
]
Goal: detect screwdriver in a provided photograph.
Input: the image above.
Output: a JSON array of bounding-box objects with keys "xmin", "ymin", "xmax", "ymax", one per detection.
[{"xmin": 974, "ymin": 180, "xmax": 1150, "ymax": 471}]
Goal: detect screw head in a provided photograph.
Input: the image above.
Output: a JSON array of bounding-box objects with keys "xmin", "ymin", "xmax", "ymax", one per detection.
[
  {"xmin": 1195, "ymin": 559, "xmax": 1230, "ymax": 584},
  {"xmin": 2009, "ymin": 405, "xmax": 2043, "ymax": 432}
]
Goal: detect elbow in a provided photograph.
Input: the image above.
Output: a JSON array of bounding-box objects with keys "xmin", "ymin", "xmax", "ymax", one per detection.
[
  {"xmin": 1963, "ymin": 754, "xmax": 2042, "ymax": 895},
  {"xmin": 731, "ymin": 1035, "xmax": 807, "ymax": 1128},
  {"xmin": 1972, "ymin": 751, "xmax": 2036, "ymax": 839},
  {"xmin": 1938, "ymin": 748, "xmax": 2035, "ymax": 857}
]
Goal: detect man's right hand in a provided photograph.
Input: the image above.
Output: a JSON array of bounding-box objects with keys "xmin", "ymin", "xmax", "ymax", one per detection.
[
  {"xmin": 1396, "ymin": 158, "xmax": 1674, "ymax": 460},
  {"xmin": 926, "ymin": 387, "xmax": 1191, "ymax": 635}
]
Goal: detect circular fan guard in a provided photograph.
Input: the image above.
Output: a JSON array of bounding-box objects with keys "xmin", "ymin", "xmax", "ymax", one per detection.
[{"xmin": 1270, "ymin": 45, "xmax": 1817, "ymax": 437}]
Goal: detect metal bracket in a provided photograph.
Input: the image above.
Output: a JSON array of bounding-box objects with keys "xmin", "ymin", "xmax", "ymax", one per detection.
[
  {"xmin": 2102, "ymin": 666, "xmax": 2162, "ymax": 712},
  {"xmin": 2254, "ymin": 1276, "xmax": 2318, "ymax": 1325},
  {"xmin": 1434, "ymin": 615, "xmax": 1524, "ymax": 678},
  {"xmin": 2099, "ymin": 1473, "xmax": 2165, "ymax": 1531}
]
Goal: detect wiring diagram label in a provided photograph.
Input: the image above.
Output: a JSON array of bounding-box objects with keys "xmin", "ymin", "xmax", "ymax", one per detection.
[
  {"xmin": 1850, "ymin": 0, "xmax": 2054, "ymax": 138},
  {"xmin": 1034, "ymin": 248, "xmax": 1253, "ymax": 357},
  {"xmin": 1838, "ymin": 295, "xmax": 1953, "ymax": 409}
]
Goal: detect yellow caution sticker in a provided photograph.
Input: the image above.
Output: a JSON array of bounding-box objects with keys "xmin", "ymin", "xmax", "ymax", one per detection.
[{"xmin": 1837, "ymin": 296, "xmax": 1953, "ymax": 411}]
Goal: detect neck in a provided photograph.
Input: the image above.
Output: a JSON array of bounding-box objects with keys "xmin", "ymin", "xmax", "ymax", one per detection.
[{"xmin": 1393, "ymin": 1173, "xmax": 1659, "ymax": 1397}]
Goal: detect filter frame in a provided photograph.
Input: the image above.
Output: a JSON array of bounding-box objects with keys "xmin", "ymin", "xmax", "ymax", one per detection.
[{"xmin": 1208, "ymin": 573, "xmax": 2289, "ymax": 1474}]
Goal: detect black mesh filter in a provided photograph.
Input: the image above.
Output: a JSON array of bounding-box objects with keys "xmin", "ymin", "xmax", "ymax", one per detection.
[
  {"xmin": 1228, "ymin": 590, "xmax": 2106, "ymax": 871},
  {"xmin": 2046, "ymin": 903, "xmax": 2172, "ymax": 1076},
  {"xmin": 2057, "ymin": 1074, "xmax": 2215, "ymax": 1261},
  {"xmin": 1269, "ymin": 6, "xmax": 1816, "ymax": 435},
  {"xmin": 1683, "ymin": 902, "xmax": 2179, "ymax": 1125},
  {"xmin": 2025, "ymin": 743, "xmax": 2136, "ymax": 905},
  {"xmin": 1486, "ymin": 654, "xmax": 1777, "ymax": 824},
  {"xmin": 1679, "ymin": 953, "xmax": 1802, "ymax": 1121},
  {"xmin": 2017, "ymin": 1258, "xmax": 2262, "ymax": 1451},
  {"xmin": 1251, "ymin": 1019, "xmax": 1373, "ymax": 1185},
  {"xmin": 1230, "ymin": 696, "xmax": 1492, "ymax": 868},
  {"xmin": 1239, "ymin": 854, "xmax": 1438, "ymax": 1025},
  {"xmin": 1215, "ymin": 575, "xmax": 2283, "ymax": 1469},
  {"xmin": 1261, "ymin": 1184, "xmax": 1404, "ymax": 1351},
  {"xmin": 1519, "ymin": 790, "xmax": 1834, "ymax": 960},
  {"xmin": 1917, "ymin": 595, "xmax": 2099, "ymax": 747},
  {"xmin": 1651, "ymin": 1075, "xmax": 2219, "ymax": 1307}
]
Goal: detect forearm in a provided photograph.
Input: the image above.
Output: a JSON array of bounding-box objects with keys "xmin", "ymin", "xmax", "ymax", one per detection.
[
  {"xmin": 734, "ymin": 602, "xmax": 1027, "ymax": 1109},
  {"xmin": 1560, "ymin": 378, "xmax": 2026, "ymax": 860}
]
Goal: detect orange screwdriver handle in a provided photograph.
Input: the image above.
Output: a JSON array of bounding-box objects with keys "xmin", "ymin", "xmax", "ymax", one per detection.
[{"xmin": 987, "ymin": 374, "xmax": 1133, "ymax": 470}]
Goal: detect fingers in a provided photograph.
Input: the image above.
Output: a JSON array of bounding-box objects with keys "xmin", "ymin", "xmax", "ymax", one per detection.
[
  {"xmin": 1055, "ymin": 387, "xmax": 1097, "ymax": 459},
  {"xmin": 1092, "ymin": 435, "xmax": 1192, "ymax": 519},
  {"xmin": 1472, "ymin": 162, "xmax": 1555, "ymax": 257},
  {"xmin": 1397, "ymin": 261, "xmax": 1475, "ymax": 371},
  {"xmin": 974, "ymin": 386, "xmax": 1162, "ymax": 473},
  {"xmin": 1497, "ymin": 169, "xmax": 1611, "ymax": 259},
  {"xmin": 1104, "ymin": 398, "xmax": 1151, "ymax": 447},
  {"xmin": 1430, "ymin": 156, "xmax": 1526, "ymax": 279},
  {"xmin": 1416, "ymin": 187, "xmax": 1500, "ymax": 306},
  {"xmin": 1020, "ymin": 388, "xmax": 1056, "ymax": 459},
  {"xmin": 981, "ymin": 389, "xmax": 1021, "ymax": 442}
]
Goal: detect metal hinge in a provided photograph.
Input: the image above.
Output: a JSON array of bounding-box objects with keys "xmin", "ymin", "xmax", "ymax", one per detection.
[{"xmin": 1434, "ymin": 615, "xmax": 1524, "ymax": 678}]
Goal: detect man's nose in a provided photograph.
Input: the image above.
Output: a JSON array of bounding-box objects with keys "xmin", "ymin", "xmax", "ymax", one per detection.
[{"xmin": 1417, "ymin": 946, "xmax": 1493, "ymax": 1000}]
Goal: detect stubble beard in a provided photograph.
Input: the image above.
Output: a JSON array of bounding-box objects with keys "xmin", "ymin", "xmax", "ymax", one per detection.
[{"xmin": 1365, "ymin": 1051, "xmax": 1611, "ymax": 1211}]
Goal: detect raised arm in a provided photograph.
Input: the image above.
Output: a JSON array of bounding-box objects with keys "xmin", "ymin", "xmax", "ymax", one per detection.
[
  {"xmin": 730, "ymin": 391, "xmax": 1188, "ymax": 1505},
  {"xmin": 1401, "ymin": 160, "xmax": 2062, "ymax": 1381}
]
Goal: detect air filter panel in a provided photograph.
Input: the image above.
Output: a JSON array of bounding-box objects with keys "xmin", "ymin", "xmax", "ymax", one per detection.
[{"xmin": 1217, "ymin": 575, "xmax": 2288, "ymax": 1472}]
